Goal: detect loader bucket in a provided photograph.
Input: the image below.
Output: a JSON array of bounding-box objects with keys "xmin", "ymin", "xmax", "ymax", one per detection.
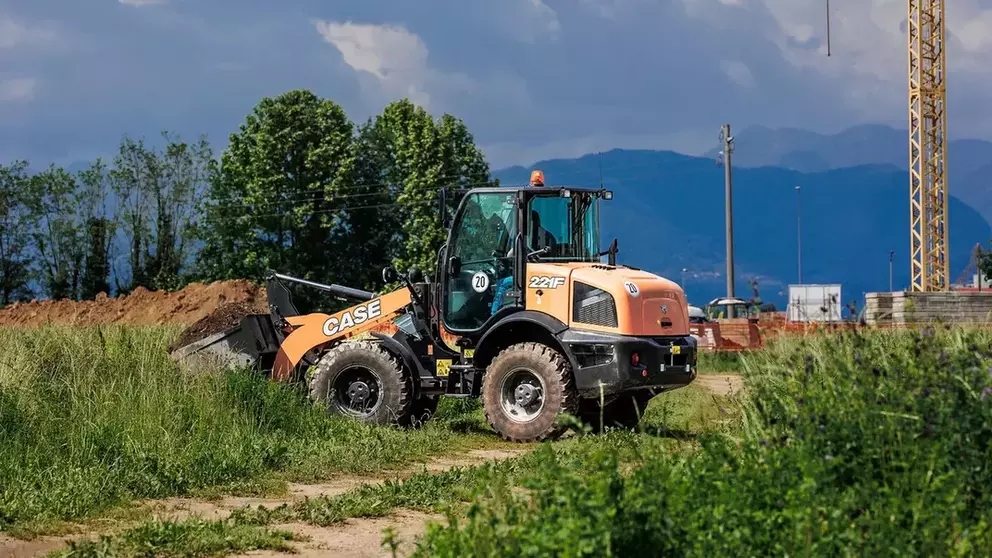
[{"xmin": 169, "ymin": 314, "xmax": 281, "ymax": 372}]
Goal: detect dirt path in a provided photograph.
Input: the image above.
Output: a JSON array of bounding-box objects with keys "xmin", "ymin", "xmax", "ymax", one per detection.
[
  {"xmin": 2, "ymin": 448, "xmax": 526, "ymax": 558},
  {"xmin": 237, "ymin": 510, "xmax": 441, "ymax": 558},
  {"xmin": 5, "ymin": 379, "xmax": 743, "ymax": 558},
  {"xmin": 695, "ymin": 374, "xmax": 744, "ymax": 397}
]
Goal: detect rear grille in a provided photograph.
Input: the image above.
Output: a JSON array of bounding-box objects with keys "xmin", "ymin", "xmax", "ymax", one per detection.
[{"xmin": 573, "ymin": 282, "xmax": 618, "ymax": 327}]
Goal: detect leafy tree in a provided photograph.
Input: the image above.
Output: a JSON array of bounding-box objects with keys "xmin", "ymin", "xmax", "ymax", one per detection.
[
  {"xmin": 370, "ymin": 100, "xmax": 493, "ymax": 276},
  {"xmin": 25, "ymin": 165, "xmax": 87, "ymax": 300},
  {"xmin": 111, "ymin": 132, "xmax": 213, "ymax": 293},
  {"xmin": 978, "ymin": 243, "xmax": 992, "ymax": 286},
  {"xmin": 0, "ymin": 161, "xmax": 33, "ymax": 305},
  {"xmin": 196, "ymin": 89, "xmax": 357, "ymax": 291},
  {"xmin": 336, "ymin": 119, "xmax": 402, "ymax": 291},
  {"xmin": 77, "ymin": 159, "xmax": 114, "ymax": 299}
]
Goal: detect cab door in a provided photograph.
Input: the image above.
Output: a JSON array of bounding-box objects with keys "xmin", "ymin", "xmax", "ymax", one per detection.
[{"xmin": 442, "ymin": 191, "xmax": 519, "ymax": 333}]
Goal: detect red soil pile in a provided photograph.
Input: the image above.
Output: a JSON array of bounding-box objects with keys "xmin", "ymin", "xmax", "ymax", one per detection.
[
  {"xmin": 0, "ymin": 280, "xmax": 268, "ymax": 328},
  {"xmin": 167, "ymin": 301, "xmax": 269, "ymax": 353}
]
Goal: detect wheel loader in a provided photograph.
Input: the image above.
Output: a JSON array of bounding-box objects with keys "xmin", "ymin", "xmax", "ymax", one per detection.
[{"xmin": 170, "ymin": 171, "xmax": 698, "ymax": 442}]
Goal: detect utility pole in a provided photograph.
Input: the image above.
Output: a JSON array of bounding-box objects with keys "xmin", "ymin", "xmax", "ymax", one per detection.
[
  {"xmin": 889, "ymin": 250, "xmax": 895, "ymax": 292},
  {"xmin": 717, "ymin": 124, "xmax": 736, "ymax": 318},
  {"xmin": 796, "ymin": 185, "xmax": 802, "ymax": 284}
]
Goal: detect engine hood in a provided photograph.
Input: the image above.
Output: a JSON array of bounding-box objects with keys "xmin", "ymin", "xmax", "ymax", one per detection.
[{"xmin": 528, "ymin": 263, "xmax": 690, "ymax": 337}]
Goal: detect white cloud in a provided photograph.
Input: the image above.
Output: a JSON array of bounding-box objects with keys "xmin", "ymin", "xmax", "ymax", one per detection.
[
  {"xmin": 0, "ymin": 78, "xmax": 37, "ymax": 102},
  {"xmin": 314, "ymin": 20, "xmax": 487, "ymax": 110},
  {"xmin": 720, "ymin": 60, "xmax": 756, "ymax": 88},
  {"xmin": 519, "ymin": 0, "xmax": 561, "ymax": 41},
  {"xmin": 0, "ymin": 15, "xmax": 58, "ymax": 49},
  {"xmin": 676, "ymin": 0, "xmax": 992, "ymax": 133},
  {"xmin": 315, "ymin": 20, "xmax": 432, "ymax": 107}
]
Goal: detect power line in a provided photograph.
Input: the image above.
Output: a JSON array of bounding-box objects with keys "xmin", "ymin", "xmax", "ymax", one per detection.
[{"xmin": 201, "ymin": 158, "xmax": 731, "ymax": 213}]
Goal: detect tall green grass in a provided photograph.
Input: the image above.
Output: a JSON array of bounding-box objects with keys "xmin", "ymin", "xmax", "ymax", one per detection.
[
  {"xmin": 0, "ymin": 326, "xmax": 468, "ymax": 530},
  {"xmin": 414, "ymin": 327, "xmax": 992, "ymax": 556},
  {"xmin": 696, "ymin": 349, "xmax": 748, "ymax": 373}
]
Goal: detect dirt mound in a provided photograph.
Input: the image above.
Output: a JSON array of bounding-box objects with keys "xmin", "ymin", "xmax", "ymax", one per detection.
[
  {"xmin": 167, "ymin": 301, "xmax": 270, "ymax": 353},
  {"xmin": 0, "ymin": 280, "xmax": 268, "ymax": 328}
]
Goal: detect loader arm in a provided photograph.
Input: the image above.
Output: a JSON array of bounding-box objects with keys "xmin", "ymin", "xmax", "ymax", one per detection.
[{"xmin": 272, "ymin": 288, "xmax": 413, "ymax": 381}]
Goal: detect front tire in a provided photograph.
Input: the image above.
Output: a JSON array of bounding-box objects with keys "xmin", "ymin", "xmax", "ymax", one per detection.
[
  {"xmin": 579, "ymin": 390, "xmax": 656, "ymax": 433},
  {"xmin": 309, "ymin": 341, "xmax": 411, "ymax": 426},
  {"xmin": 482, "ymin": 342, "xmax": 577, "ymax": 443}
]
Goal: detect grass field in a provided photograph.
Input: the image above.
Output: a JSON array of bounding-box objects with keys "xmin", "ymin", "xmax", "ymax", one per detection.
[
  {"xmin": 4, "ymin": 325, "xmax": 991, "ymax": 556},
  {"xmin": 0, "ymin": 326, "xmax": 499, "ymax": 535}
]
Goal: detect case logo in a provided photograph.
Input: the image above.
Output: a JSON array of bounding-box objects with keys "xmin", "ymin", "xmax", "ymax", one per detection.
[{"xmin": 322, "ymin": 299, "xmax": 382, "ymax": 336}]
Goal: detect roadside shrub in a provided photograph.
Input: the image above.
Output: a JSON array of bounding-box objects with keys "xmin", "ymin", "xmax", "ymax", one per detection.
[{"xmin": 414, "ymin": 327, "xmax": 992, "ymax": 557}]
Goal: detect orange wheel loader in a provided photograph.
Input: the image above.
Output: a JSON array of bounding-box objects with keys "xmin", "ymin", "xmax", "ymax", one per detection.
[{"xmin": 170, "ymin": 173, "xmax": 698, "ymax": 443}]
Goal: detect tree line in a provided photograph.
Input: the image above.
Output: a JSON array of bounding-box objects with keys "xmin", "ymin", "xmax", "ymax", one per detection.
[{"xmin": 0, "ymin": 90, "xmax": 493, "ymax": 306}]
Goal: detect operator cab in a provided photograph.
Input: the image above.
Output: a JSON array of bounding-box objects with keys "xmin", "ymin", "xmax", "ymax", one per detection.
[{"xmin": 439, "ymin": 171, "xmax": 614, "ymax": 335}]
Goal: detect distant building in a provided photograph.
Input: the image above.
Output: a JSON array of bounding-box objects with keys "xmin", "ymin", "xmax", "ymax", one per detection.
[{"xmin": 786, "ymin": 284, "xmax": 842, "ymax": 323}]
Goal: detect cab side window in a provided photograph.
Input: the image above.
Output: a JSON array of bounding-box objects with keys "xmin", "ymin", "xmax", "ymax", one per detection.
[{"xmin": 443, "ymin": 193, "xmax": 517, "ymax": 331}]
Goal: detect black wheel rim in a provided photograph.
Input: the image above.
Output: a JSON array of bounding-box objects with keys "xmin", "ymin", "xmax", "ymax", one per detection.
[{"xmin": 331, "ymin": 365, "xmax": 382, "ymax": 418}]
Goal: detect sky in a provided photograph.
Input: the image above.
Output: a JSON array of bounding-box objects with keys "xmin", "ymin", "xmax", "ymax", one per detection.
[{"xmin": 1, "ymin": 0, "xmax": 991, "ymax": 169}]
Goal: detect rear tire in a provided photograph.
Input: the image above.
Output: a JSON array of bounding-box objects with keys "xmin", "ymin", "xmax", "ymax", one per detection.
[
  {"xmin": 309, "ymin": 341, "xmax": 411, "ymax": 426},
  {"xmin": 482, "ymin": 342, "xmax": 577, "ymax": 443}
]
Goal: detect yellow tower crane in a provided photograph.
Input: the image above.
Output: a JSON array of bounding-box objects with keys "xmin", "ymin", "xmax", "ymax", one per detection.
[
  {"xmin": 823, "ymin": 1, "xmax": 948, "ymax": 291},
  {"xmin": 907, "ymin": 0, "xmax": 948, "ymax": 291}
]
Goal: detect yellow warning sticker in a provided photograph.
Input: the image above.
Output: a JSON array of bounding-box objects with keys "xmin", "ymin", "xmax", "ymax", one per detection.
[
  {"xmin": 462, "ymin": 348, "xmax": 475, "ymax": 358},
  {"xmin": 436, "ymin": 359, "xmax": 452, "ymax": 377},
  {"xmin": 671, "ymin": 345, "xmax": 681, "ymax": 355}
]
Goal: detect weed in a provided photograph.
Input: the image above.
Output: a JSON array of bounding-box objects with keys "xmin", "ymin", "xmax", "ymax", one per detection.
[
  {"xmin": 0, "ymin": 325, "xmax": 477, "ymax": 531},
  {"xmin": 50, "ymin": 517, "xmax": 299, "ymax": 558},
  {"xmin": 412, "ymin": 327, "xmax": 992, "ymax": 557}
]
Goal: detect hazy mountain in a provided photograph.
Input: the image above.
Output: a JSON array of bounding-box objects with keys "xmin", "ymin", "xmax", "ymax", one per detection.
[
  {"xmin": 495, "ymin": 149, "xmax": 991, "ymax": 312},
  {"xmin": 701, "ymin": 124, "xmax": 992, "ymax": 223}
]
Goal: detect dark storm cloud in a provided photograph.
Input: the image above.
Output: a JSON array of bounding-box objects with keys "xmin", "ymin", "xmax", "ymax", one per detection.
[{"xmin": 0, "ymin": 0, "xmax": 989, "ymax": 168}]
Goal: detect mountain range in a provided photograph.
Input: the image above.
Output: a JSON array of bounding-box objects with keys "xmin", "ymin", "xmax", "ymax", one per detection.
[{"xmin": 494, "ymin": 124, "xmax": 992, "ymax": 313}]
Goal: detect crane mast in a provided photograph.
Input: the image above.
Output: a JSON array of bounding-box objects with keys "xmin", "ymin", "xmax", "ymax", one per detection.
[{"xmin": 907, "ymin": 0, "xmax": 948, "ymax": 291}]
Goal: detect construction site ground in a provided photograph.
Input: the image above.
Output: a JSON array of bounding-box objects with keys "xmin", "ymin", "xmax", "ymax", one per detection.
[{"xmin": 0, "ymin": 281, "xmax": 745, "ymax": 557}]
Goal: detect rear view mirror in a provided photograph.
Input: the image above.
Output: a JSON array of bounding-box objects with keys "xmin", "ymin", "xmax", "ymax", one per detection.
[
  {"xmin": 382, "ymin": 266, "xmax": 399, "ymax": 284},
  {"xmin": 448, "ymin": 256, "xmax": 462, "ymax": 275}
]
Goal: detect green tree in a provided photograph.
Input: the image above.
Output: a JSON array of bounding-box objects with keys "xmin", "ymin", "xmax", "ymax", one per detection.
[
  {"xmin": 196, "ymin": 89, "xmax": 357, "ymax": 289},
  {"xmin": 111, "ymin": 132, "xmax": 213, "ymax": 293},
  {"xmin": 334, "ymin": 118, "xmax": 402, "ymax": 291},
  {"xmin": 77, "ymin": 159, "xmax": 114, "ymax": 299},
  {"xmin": 979, "ymin": 243, "xmax": 992, "ymax": 286},
  {"xmin": 370, "ymin": 100, "xmax": 493, "ymax": 276},
  {"xmin": 25, "ymin": 165, "xmax": 87, "ymax": 300},
  {"xmin": 0, "ymin": 161, "xmax": 33, "ymax": 305}
]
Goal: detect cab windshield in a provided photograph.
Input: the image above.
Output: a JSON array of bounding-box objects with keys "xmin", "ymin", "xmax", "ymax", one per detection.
[{"xmin": 526, "ymin": 191, "xmax": 600, "ymax": 262}]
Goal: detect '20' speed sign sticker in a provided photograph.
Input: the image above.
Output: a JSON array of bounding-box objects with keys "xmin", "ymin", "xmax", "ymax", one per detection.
[
  {"xmin": 471, "ymin": 271, "xmax": 490, "ymax": 293},
  {"xmin": 623, "ymin": 281, "xmax": 640, "ymax": 297}
]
